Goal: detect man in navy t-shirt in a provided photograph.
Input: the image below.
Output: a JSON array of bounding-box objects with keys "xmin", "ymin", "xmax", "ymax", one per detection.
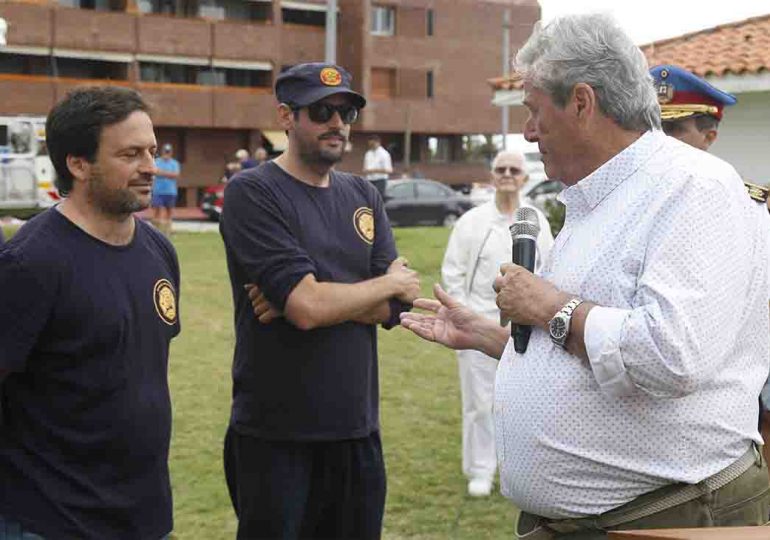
[
  {"xmin": 220, "ymin": 62, "xmax": 420, "ymax": 539},
  {"xmin": 0, "ymin": 87, "xmax": 180, "ymax": 539}
]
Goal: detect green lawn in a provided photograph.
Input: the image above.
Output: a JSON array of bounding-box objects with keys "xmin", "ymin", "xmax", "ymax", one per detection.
[{"xmin": 4, "ymin": 225, "xmax": 519, "ymax": 538}]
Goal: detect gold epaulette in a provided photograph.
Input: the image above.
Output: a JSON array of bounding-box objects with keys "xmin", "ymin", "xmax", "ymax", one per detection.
[{"xmin": 744, "ymin": 181, "xmax": 769, "ymax": 205}]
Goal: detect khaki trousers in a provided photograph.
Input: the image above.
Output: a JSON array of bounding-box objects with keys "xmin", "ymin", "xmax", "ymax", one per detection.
[{"xmin": 515, "ymin": 448, "xmax": 770, "ymax": 540}]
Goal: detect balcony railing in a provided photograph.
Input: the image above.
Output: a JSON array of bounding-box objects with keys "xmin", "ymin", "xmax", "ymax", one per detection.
[{"xmin": 0, "ymin": 73, "xmax": 276, "ymax": 129}]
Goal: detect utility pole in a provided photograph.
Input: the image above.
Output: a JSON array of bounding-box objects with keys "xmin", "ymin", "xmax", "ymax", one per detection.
[
  {"xmin": 501, "ymin": 9, "xmax": 511, "ymax": 150},
  {"xmin": 404, "ymin": 104, "xmax": 412, "ymax": 174},
  {"xmin": 325, "ymin": 0, "xmax": 337, "ymax": 64}
]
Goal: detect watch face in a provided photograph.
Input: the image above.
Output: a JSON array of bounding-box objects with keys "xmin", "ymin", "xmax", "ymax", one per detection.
[{"xmin": 550, "ymin": 317, "xmax": 568, "ymax": 339}]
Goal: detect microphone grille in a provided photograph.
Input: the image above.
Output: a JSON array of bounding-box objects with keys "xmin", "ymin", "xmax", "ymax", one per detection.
[{"xmin": 510, "ymin": 207, "xmax": 541, "ymax": 238}]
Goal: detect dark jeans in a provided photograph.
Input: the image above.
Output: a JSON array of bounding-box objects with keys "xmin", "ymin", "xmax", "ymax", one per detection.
[
  {"xmin": 224, "ymin": 426, "xmax": 386, "ymax": 540},
  {"xmin": 370, "ymin": 179, "xmax": 387, "ymax": 200},
  {"xmin": 0, "ymin": 516, "xmax": 170, "ymax": 540}
]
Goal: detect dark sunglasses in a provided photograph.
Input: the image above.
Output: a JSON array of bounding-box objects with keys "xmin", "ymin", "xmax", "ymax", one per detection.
[
  {"xmin": 493, "ymin": 166, "xmax": 524, "ymax": 176},
  {"xmin": 293, "ymin": 102, "xmax": 360, "ymax": 124}
]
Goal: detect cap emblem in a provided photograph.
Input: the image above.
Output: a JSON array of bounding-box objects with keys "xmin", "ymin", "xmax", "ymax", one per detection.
[
  {"xmin": 320, "ymin": 67, "xmax": 342, "ymax": 86},
  {"xmin": 656, "ymin": 81, "xmax": 674, "ymax": 104}
]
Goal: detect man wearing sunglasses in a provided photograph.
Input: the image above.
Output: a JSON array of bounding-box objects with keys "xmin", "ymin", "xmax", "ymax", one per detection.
[
  {"xmin": 442, "ymin": 150, "xmax": 553, "ymax": 498},
  {"xmin": 219, "ymin": 62, "xmax": 420, "ymax": 539}
]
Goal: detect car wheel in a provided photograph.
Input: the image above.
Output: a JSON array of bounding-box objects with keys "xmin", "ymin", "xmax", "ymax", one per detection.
[{"xmin": 442, "ymin": 213, "xmax": 459, "ymax": 227}]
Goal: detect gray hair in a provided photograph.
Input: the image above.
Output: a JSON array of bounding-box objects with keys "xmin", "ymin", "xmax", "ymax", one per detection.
[{"xmin": 515, "ymin": 13, "xmax": 660, "ymax": 131}]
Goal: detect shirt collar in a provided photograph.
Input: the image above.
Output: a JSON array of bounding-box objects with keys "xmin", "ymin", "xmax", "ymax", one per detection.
[{"xmin": 558, "ymin": 130, "xmax": 665, "ymax": 215}]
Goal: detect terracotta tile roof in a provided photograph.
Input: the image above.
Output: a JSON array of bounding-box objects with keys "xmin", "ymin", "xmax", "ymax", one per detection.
[
  {"xmin": 642, "ymin": 13, "xmax": 770, "ymax": 77},
  {"xmin": 488, "ymin": 13, "xmax": 770, "ymax": 91}
]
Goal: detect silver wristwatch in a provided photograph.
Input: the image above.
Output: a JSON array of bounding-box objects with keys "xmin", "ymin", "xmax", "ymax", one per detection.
[{"xmin": 548, "ymin": 297, "xmax": 584, "ymax": 348}]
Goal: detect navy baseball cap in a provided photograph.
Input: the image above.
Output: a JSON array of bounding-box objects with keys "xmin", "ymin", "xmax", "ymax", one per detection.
[{"xmin": 275, "ymin": 63, "xmax": 366, "ymax": 109}]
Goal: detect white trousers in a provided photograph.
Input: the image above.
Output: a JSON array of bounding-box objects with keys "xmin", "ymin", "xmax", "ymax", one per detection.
[{"xmin": 457, "ymin": 349, "xmax": 498, "ymax": 481}]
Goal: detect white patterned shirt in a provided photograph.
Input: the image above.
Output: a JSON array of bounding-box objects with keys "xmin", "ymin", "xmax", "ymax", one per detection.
[{"xmin": 494, "ymin": 130, "xmax": 770, "ymax": 518}]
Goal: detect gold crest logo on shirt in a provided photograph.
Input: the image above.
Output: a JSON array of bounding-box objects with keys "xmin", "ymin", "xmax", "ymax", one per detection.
[
  {"xmin": 153, "ymin": 279, "xmax": 177, "ymax": 326},
  {"xmin": 353, "ymin": 207, "xmax": 375, "ymax": 245},
  {"xmin": 320, "ymin": 67, "xmax": 342, "ymax": 86}
]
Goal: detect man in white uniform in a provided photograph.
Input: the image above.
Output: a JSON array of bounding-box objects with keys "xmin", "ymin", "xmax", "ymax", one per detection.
[
  {"xmin": 401, "ymin": 13, "xmax": 770, "ymax": 538},
  {"xmin": 363, "ymin": 135, "xmax": 392, "ymax": 198},
  {"xmin": 441, "ymin": 150, "xmax": 553, "ymax": 497}
]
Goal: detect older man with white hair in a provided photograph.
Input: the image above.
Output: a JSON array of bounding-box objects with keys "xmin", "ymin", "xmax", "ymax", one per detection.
[
  {"xmin": 401, "ymin": 12, "xmax": 770, "ymax": 538},
  {"xmin": 442, "ymin": 150, "xmax": 553, "ymax": 497}
]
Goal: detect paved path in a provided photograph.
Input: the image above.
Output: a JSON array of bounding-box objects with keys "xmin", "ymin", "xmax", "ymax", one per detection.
[{"xmin": 172, "ymin": 220, "xmax": 219, "ymax": 233}]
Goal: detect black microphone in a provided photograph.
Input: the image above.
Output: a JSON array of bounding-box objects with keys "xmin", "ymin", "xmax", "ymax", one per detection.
[{"xmin": 509, "ymin": 207, "xmax": 540, "ymax": 354}]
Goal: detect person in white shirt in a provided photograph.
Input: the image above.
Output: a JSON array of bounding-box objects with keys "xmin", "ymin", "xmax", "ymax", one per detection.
[
  {"xmin": 400, "ymin": 13, "xmax": 770, "ymax": 539},
  {"xmin": 363, "ymin": 135, "xmax": 392, "ymax": 198},
  {"xmin": 442, "ymin": 150, "xmax": 553, "ymax": 497}
]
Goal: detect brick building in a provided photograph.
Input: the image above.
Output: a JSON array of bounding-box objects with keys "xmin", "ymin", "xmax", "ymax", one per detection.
[{"xmin": 0, "ymin": 0, "xmax": 539, "ymax": 206}]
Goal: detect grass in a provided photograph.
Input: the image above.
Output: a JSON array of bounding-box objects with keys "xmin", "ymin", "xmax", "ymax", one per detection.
[{"xmin": 4, "ymin": 225, "xmax": 519, "ymax": 538}]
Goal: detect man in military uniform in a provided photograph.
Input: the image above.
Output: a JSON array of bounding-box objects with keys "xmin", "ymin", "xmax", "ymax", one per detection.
[
  {"xmin": 651, "ymin": 64, "xmax": 735, "ymax": 151},
  {"xmin": 651, "ymin": 64, "xmax": 769, "ymax": 206},
  {"xmin": 652, "ymin": 64, "xmax": 770, "ymax": 477}
]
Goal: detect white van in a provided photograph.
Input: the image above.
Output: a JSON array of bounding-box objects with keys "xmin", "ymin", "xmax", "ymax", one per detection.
[{"xmin": 0, "ymin": 116, "xmax": 58, "ymax": 216}]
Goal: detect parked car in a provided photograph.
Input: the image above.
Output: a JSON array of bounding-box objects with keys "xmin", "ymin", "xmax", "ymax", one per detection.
[
  {"xmin": 522, "ymin": 178, "xmax": 563, "ymax": 211},
  {"xmin": 384, "ymin": 179, "xmax": 473, "ymax": 227},
  {"xmin": 469, "ymin": 182, "xmax": 496, "ymax": 207},
  {"xmin": 201, "ymin": 183, "xmax": 225, "ymax": 221}
]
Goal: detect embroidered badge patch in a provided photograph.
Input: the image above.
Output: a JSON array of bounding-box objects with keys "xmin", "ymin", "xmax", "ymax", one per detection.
[
  {"xmin": 153, "ymin": 279, "xmax": 177, "ymax": 326},
  {"xmin": 353, "ymin": 207, "xmax": 375, "ymax": 245},
  {"xmin": 655, "ymin": 69, "xmax": 674, "ymax": 104},
  {"xmin": 320, "ymin": 67, "xmax": 342, "ymax": 86}
]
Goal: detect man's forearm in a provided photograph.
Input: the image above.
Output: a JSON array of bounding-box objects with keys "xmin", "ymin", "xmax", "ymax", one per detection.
[
  {"xmin": 351, "ymin": 301, "xmax": 392, "ymax": 325},
  {"xmin": 471, "ymin": 316, "xmax": 511, "ymax": 359},
  {"xmin": 285, "ymin": 273, "xmax": 401, "ymax": 330},
  {"xmin": 533, "ymin": 290, "xmax": 594, "ymax": 362}
]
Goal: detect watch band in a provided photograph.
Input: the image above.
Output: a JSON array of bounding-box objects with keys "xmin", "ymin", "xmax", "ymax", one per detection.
[
  {"xmin": 560, "ymin": 297, "xmax": 583, "ymax": 318},
  {"xmin": 550, "ymin": 297, "xmax": 584, "ymax": 347}
]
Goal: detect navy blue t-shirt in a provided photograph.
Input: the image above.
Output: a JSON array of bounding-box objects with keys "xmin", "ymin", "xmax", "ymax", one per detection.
[
  {"xmin": 220, "ymin": 162, "xmax": 402, "ymax": 441},
  {"xmin": 0, "ymin": 209, "xmax": 180, "ymax": 540}
]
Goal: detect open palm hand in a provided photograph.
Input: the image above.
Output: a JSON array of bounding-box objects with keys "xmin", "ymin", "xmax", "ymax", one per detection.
[{"xmin": 399, "ymin": 284, "xmax": 481, "ymax": 351}]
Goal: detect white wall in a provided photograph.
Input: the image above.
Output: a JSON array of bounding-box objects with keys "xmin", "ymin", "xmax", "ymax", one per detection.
[{"xmin": 711, "ymin": 91, "xmax": 770, "ymax": 185}]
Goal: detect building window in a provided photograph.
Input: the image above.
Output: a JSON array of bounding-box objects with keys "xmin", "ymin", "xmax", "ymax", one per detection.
[
  {"xmin": 427, "ymin": 135, "xmax": 451, "ymax": 163},
  {"xmin": 197, "ymin": 0, "xmax": 226, "ymax": 19},
  {"xmin": 459, "ymin": 134, "xmax": 495, "ymax": 163},
  {"xmin": 58, "ymin": 0, "xmax": 122, "ymax": 11},
  {"xmin": 426, "ymin": 70, "xmax": 434, "ymax": 99},
  {"xmin": 371, "ymin": 5, "xmax": 395, "ymax": 36},
  {"xmin": 140, "ymin": 62, "xmax": 197, "ymax": 84},
  {"xmin": 0, "ymin": 53, "xmax": 51, "ymax": 76},
  {"xmin": 136, "ymin": 0, "xmax": 176, "ymax": 14},
  {"xmin": 282, "ymin": 7, "xmax": 326, "ymax": 27},
  {"xmin": 426, "ymin": 9, "xmax": 434, "ymax": 36},
  {"xmin": 200, "ymin": 67, "xmax": 272, "ymax": 88},
  {"xmin": 371, "ymin": 67, "xmax": 396, "ymax": 99},
  {"xmin": 55, "ymin": 57, "xmax": 129, "ymax": 80},
  {"xmin": 140, "ymin": 62, "xmax": 271, "ymax": 88}
]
